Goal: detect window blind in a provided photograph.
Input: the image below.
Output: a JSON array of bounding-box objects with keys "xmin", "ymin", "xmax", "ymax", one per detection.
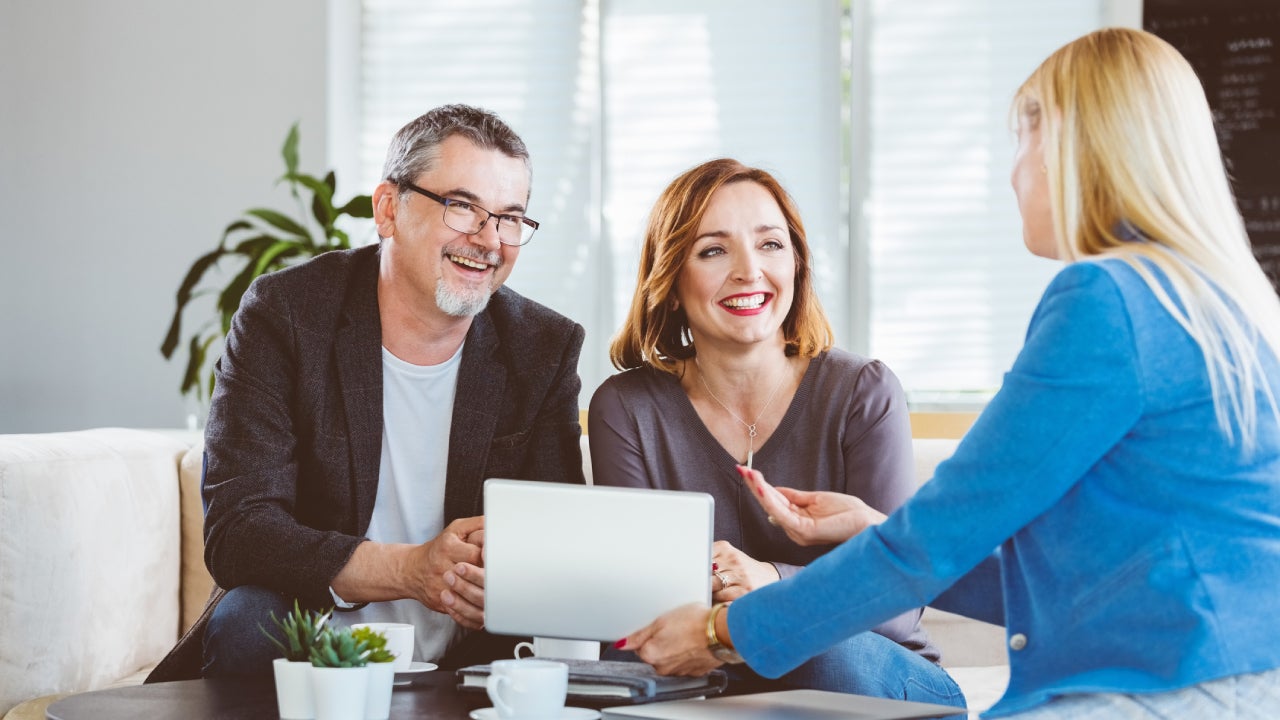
[
  {"xmin": 353, "ymin": 0, "xmax": 1115, "ymax": 402},
  {"xmin": 860, "ymin": 0, "xmax": 1103, "ymax": 400}
]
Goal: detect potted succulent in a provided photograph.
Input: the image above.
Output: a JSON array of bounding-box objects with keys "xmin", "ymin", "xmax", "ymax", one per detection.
[
  {"xmin": 309, "ymin": 625, "xmax": 374, "ymax": 720},
  {"xmin": 351, "ymin": 626, "xmax": 397, "ymax": 720},
  {"xmin": 160, "ymin": 123, "xmax": 373, "ymax": 410},
  {"xmin": 261, "ymin": 600, "xmax": 333, "ymax": 720}
]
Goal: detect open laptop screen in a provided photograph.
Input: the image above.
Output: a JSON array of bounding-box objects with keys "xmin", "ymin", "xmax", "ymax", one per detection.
[{"xmin": 483, "ymin": 479, "xmax": 713, "ymax": 641}]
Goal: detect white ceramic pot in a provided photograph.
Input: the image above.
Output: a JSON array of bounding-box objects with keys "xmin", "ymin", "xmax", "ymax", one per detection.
[
  {"xmin": 311, "ymin": 665, "xmax": 370, "ymax": 720},
  {"xmin": 273, "ymin": 658, "xmax": 315, "ymax": 720},
  {"xmin": 364, "ymin": 661, "xmax": 396, "ymax": 720}
]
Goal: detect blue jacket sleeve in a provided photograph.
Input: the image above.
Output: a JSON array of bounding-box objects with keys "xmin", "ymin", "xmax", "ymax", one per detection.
[{"xmin": 728, "ymin": 261, "xmax": 1145, "ymax": 678}]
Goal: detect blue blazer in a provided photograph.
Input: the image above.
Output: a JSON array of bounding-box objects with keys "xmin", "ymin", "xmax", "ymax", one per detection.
[{"xmin": 729, "ymin": 258, "xmax": 1280, "ymax": 717}]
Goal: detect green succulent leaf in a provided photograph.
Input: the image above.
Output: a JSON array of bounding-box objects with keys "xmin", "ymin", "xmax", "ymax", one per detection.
[{"xmin": 261, "ymin": 600, "xmax": 333, "ymax": 662}]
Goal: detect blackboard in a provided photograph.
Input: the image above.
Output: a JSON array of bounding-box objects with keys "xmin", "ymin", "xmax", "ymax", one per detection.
[{"xmin": 1145, "ymin": 0, "xmax": 1280, "ymax": 292}]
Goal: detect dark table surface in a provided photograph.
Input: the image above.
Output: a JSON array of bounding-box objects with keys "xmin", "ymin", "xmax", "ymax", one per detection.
[{"xmin": 46, "ymin": 670, "xmax": 488, "ymax": 720}]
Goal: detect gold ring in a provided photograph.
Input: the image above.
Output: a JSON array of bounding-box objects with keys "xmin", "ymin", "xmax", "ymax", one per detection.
[{"xmin": 767, "ymin": 515, "xmax": 778, "ymax": 526}]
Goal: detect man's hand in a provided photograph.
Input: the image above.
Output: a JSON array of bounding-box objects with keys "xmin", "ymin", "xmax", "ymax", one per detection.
[
  {"xmin": 408, "ymin": 516, "xmax": 487, "ymax": 629},
  {"xmin": 737, "ymin": 466, "xmax": 886, "ymax": 546}
]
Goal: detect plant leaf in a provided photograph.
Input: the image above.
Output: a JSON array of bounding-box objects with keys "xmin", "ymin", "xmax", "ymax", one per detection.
[
  {"xmin": 218, "ymin": 259, "xmax": 262, "ymax": 319},
  {"xmin": 161, "ymin": 249, "xmax": 225, "ymax": 358},
  {"xmin": 329, "ymin": 227, "xmax": 351, "ymax": 250},
  {"xmin": 282, "ymin": 122, "xmax": 300, "ymax": 179},
  {"xmin": 219, "ymin": 220, "xmax": 254, "ymax": 250},
  {"xmin": 232, "ymin": 234, "xmax": 284, "ymax": 255},
  {"xmin": 253, "ymin": 240, "xmax": 307, "ymax": 277},
  {"xmin": 180, "ymin": 332, "xmax": 216, "ymax": 396},
  {"xmin": 311, "ymin": 193, "xmax": 331, "ymax": 231},
  {"xmin": 338, "ymin": 195, "xmax": 374, "ymax": 219},
  {"xmin": 246, "ymin": 208, "xmax": 312, "ymax": 243}
]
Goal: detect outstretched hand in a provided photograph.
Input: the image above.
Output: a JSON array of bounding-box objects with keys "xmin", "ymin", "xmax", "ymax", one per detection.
[
  {"xmin": 617, "ymin": 603, "xmax": 723, "ymax": 677},
  {"xmin": 736, "ymin": 466, "xmax": 886, "ymax": 546}
]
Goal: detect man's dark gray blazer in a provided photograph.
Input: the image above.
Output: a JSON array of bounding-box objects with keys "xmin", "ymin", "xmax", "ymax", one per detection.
[{"xmin": 149, "ymin": 243, "xmax": 585, "ymax": 681}]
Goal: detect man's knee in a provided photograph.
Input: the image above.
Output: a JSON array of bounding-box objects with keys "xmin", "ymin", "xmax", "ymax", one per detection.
[{"xmin": 203, "ymin": 586, "xmax": 294, "ymax": 678}]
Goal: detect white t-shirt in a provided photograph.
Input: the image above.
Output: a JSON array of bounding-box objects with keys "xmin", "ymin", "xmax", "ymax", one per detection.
[{"xmin": 338, "ymin": 343, "xmax": 465, "ymax": 663}]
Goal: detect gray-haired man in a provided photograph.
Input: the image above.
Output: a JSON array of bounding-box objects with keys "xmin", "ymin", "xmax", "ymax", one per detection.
[{"xmin": 150, "ymin": 104, "xmax": 586, "ymax": 680}]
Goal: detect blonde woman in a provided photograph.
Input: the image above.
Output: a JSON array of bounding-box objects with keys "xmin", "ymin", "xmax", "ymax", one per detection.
[
  {"xmin": 617, "ymin": 28, "xmax": 1280, "ymax": 719},
  {"xmin": 589, "ymin": 159, "xmax": 963, "ymax": 708}
]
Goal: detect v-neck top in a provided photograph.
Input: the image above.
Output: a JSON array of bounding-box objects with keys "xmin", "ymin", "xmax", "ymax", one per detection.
[{"xmin": 588, "ymin": 348, "xmax": 936, "ymax": 660}]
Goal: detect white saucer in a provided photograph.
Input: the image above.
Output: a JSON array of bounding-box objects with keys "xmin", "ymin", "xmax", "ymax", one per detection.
[
  {"xmin": 392, "ymin": 661, "xmax": 438, "ymax": 685},
  {"xmin": 469, "ymin": 707, "xmax": 600, "ymax": 720}
]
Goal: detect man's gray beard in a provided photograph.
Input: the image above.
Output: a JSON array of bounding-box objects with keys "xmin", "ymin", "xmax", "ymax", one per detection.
[{"xmin": 436, "ymin": 282, "xmax": 492, "ymax": 317}]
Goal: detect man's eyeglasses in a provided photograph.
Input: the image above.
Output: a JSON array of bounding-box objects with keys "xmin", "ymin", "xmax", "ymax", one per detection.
[{"xmin": 400, "ymin": 182, "xmax": 539, "ymax": 247}]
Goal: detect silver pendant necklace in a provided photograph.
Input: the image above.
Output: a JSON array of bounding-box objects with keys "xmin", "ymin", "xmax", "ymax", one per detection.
[{"xmin": 693, "ymin": 356, "xmax": 790, "ymax": 470}]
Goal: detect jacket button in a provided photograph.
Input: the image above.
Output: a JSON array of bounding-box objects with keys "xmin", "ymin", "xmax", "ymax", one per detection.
[{"xmin": 1009, "ymin": 633, "xmax": 1027, "ymax": 651}]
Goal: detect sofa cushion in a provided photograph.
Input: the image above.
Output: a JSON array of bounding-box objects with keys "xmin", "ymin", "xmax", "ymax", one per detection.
[
  {"xmin": 0, "ymin": 429, "xmax": 187, "ymax": 716},
  {"xmin": 178, "ymin": 441, "xmax": 213, "ymax": 634}
]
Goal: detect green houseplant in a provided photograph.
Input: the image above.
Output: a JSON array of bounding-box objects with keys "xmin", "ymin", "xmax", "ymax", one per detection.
[
  {"xmin": 160, "ymin": 123, "xmax": 373, "ymax": 402},
  {"xmin": 350, "ymin": 626, "xmax": 397, "ymax": 720},
  {"xmin": 309, "ymin": 626, "xmax": 373, "ymax": 669},
  {"xmin": 309, "ymin": 625, "xmax": 381, "ymax": 720},
  {"xmin": 260, "ymin": 599, "xmax": 333, "ymax": 662},
  {"xmin": 262, "ymin": 601, "xmax": 334, "ymax": 720}
]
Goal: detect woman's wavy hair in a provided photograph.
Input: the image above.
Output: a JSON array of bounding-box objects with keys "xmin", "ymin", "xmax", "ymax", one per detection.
[
  {"xmin": 609, "ymin": 158, "xmax": 833, "ymax": 375},
  {"xmin": 1014, "ymin": 27, "xmax": 1280, "ymax": 451}
]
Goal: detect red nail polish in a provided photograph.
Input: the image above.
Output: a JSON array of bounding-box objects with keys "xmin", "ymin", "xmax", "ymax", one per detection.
[
  {"xmin": 735, "ymin": 466, "xmax": 749, "ymax": 476},
  {"xmin": 712, "ymin": 562, "xmax": 719, "ymax": 572},
  {"xmin": 613, "ymin": 638, "xmax": 627, "ymax": 649}
]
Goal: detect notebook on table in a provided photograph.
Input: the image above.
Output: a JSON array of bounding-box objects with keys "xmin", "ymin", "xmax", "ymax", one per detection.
[
  {"xmin": 457, "ymin": 658, "xmax": 728, "ymax": 706},
  {"xmin": 482, "ymin": 478, "xmax": 714, "ymax": 641},
  {"xmin": 601, "ymin": 689, "xmax": 963, "ymax": 720}
]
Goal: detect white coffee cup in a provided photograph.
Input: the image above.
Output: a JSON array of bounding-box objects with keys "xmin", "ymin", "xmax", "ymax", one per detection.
[
  {"xmin": 486, "ymin": 659, "xmax": 569, "ymax": 720},
  {"xmin": 351, "ymin": 622, "xmax": 415, "ymax": 672},
  {"xmin": 514, "ymin": 637, "xmax": 601, "ymax": 661}
]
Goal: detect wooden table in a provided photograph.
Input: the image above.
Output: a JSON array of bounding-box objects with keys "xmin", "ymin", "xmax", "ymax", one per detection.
[{"xmin": 46, "ymin": 671, "xmax": 485, "ymax": 720}]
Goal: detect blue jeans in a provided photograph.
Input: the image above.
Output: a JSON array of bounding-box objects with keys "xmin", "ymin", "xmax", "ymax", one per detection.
[
  {"xmin": 606, "ymin": 630, "xmax": 965, "ymax": 713},
  {"xmin": 203, "ymin": 585, "xmax": 295, "ymax": 677}
]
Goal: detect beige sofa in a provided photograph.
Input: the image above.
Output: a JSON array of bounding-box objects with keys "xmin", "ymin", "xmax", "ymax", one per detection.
[{"xmin": 0, "ymin": 428, "xmax": 1007, "ymax": 719}]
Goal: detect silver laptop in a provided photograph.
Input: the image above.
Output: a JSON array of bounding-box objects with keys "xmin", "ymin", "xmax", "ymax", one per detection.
[
  {"xmin": 603, "ymin": 689, "xmax": 962, "ymax": 720},
  {"xmin": 483, "ymin": 479, "xmax": 714, "ymax": 641}
]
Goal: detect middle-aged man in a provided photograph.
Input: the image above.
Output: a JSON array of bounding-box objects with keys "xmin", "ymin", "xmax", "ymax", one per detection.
[{"xmin": 148, "ymin": 104, "xmax": 586, "ymax": 681}]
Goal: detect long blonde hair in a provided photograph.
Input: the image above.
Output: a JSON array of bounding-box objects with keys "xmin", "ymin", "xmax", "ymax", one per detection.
[{"xmin": 1015, "ymin": 27, "xmax": 1280, "ymax": 451}]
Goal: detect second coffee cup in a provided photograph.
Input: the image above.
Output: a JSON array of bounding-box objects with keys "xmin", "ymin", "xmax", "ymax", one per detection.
[
  {"xmin": 513, "ymin": 637, "xmax": 601, "ymax": 661},
  {"xmin": 351, "ymin": 622, "xmax": 415, "ymax": 671}
]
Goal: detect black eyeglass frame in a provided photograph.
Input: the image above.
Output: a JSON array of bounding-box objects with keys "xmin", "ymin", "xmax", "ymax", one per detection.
[{"xmin": 399, "ymin": 181, "xmax": 539, "ymax": 247}]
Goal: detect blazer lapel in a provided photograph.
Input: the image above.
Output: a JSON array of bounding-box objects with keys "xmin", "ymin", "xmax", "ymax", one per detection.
[
  {"xmin": 334, "ymin": 249, "xmax": 384, "ymax": 534},
  {"xmin": 444, "ymin": 308, "xmax": 505, "ymax": 521}
]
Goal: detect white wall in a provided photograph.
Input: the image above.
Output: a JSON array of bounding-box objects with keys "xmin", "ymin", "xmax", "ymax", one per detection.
[{"xmin": 0, "ymin": 0, "xmax": 328, "ymax": 432}]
